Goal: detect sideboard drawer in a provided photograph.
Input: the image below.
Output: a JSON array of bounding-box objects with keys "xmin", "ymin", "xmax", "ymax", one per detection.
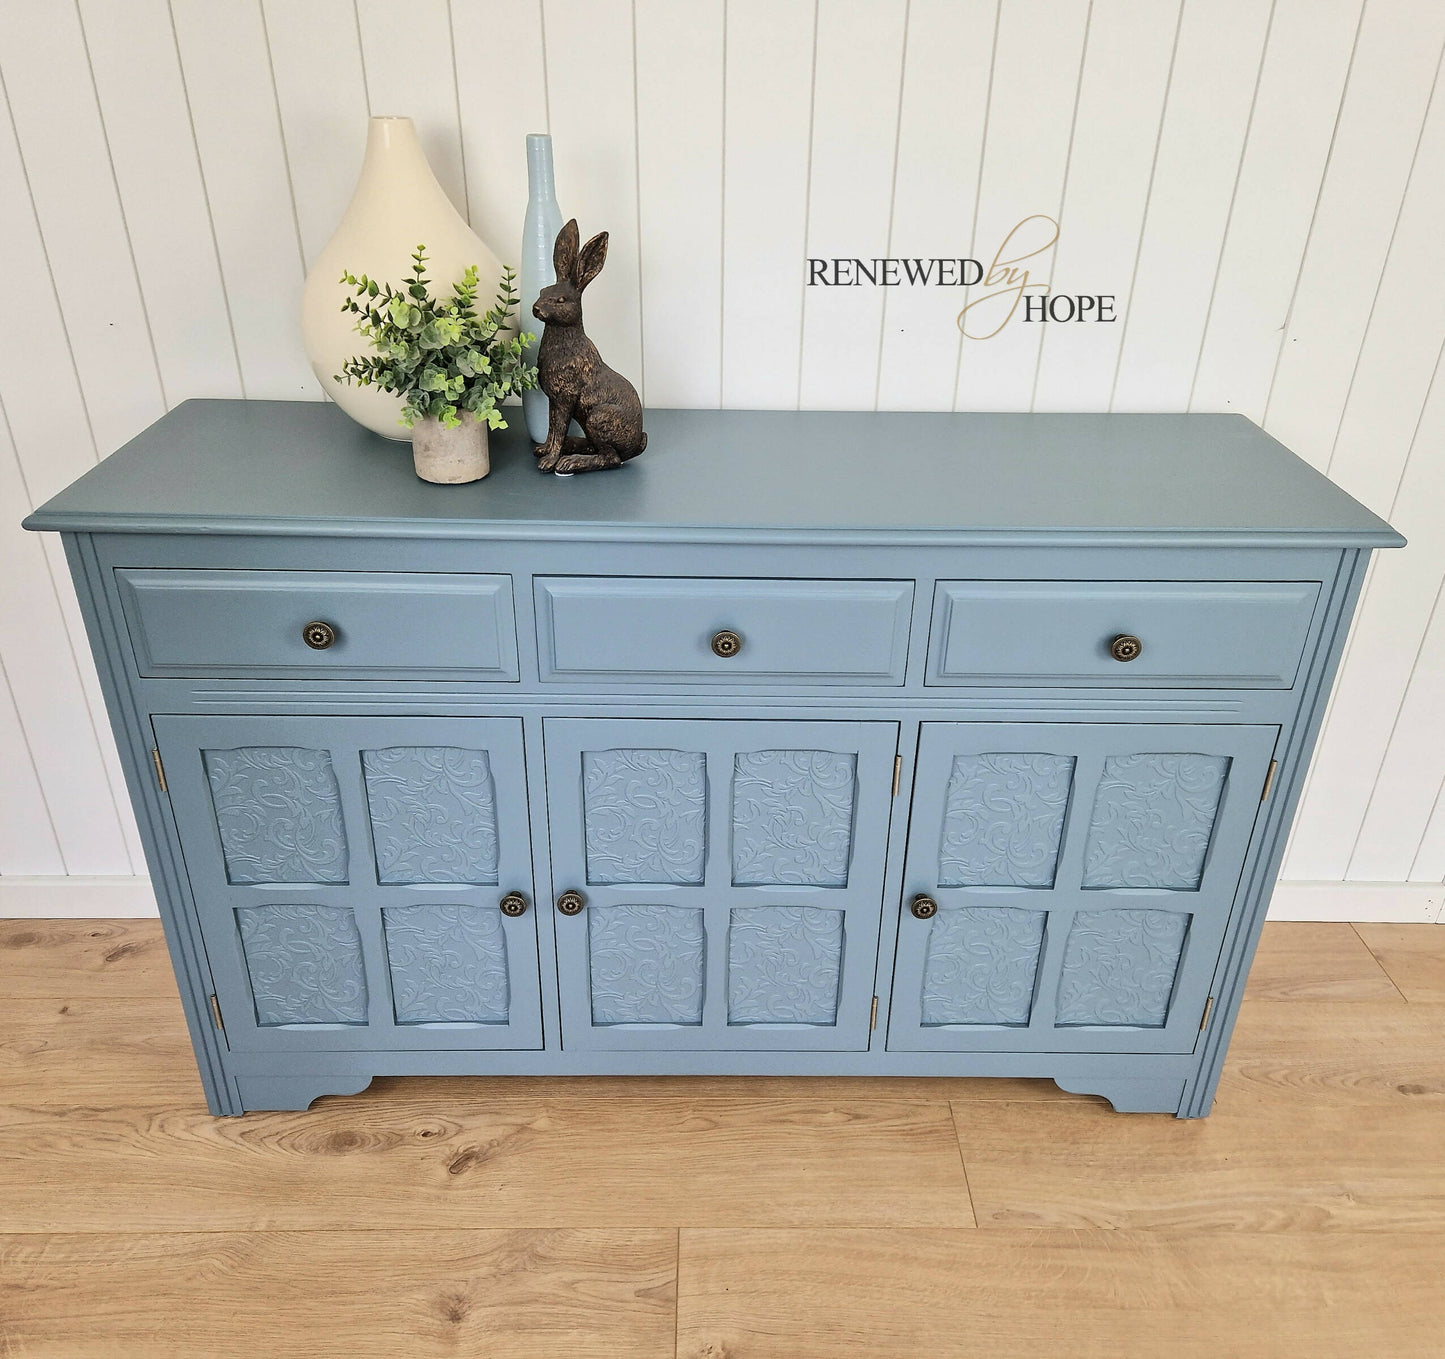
[
  {"xmin": 928, "ymin": 579, "xmax": 1321, "ymax": 688},
  {"xmin": 535, "ymin": 576, "xmax": 914, "ymax": 684},
  {"xmin": 117, "ymin": 569, "xmax": 519, "ymax": 678}
]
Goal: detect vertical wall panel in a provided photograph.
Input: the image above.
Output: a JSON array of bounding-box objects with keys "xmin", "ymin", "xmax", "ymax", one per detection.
[
  {"xmin": 0, "ymin": 85, "xmax": 135, "ymax": 877},
  {"xmin": 264, "ymin": 0, "xmax": 371, "ymax": 268},
  {"xmin": 1339, "ymin": 355, "xmax": 1445, "ymax": 879},
  {"xmin": 1356, "ymin": 580, "xmax": 1445, "ymax": 881},
  {"xmin": 541, "ymin": 0, "xmax": 643, "ymax": 396},
  {"xmin": 875, "ymin": 0, "xmax": 996, "ymax": 412},
  {"xmin": 1189, "ymin": 0, "xmax": 1361, "ymax": 422},
  {"xmin": 452, "ymin": 0, "xmax": 549, "ymax": 271},
  {"xmin": 720, "ymin": 0, "xmax": 815, "ymax": 409},
  {"xmin": 1280, "ymin": 18, "xmax": 1445, "ymax": 881},
  {"xmin": 0, "ymin": 3, "xmax": 1442, "ymax": 899},
  {"xmin": 1031, "ymin": 0, "xmax": 1178, "ymax": 413},
  {"xmin": 953, "ymin": 0, "xmax": 1089, "ymax": 412},
  {"xmin": 0, "ymin": 0, "xmax": 166, "ymax": 454},
  {"xmin": 171, "ymin": 0, "xmax": 319, "ymax": 400},
  {"xmin": 1302, "ymin": 78, "xmax": 1445, "ymax": 880},
  {"xmin": 80, "ymin": 0, "xmax": 243, "ymax": 404},
  {"xmin": 0, "ymin": 421, "xmax": 131, "ymax": 874},
  {"xmin": 0, "ymin": 660, "xmax": 62, "ymax": 875},
  {"xmin": 797, "ymin": 0, "xmax": 908, "ymax": 410},
  {"xmin": 0, "ymin": 106, "xmax": 100, "ymax": 502},
  {"xmin": 635, "ymin": 0, "xmax": 724, "ymax": 408},
  {"xmin": 1411, "ymin": 773, "xmax": 1445, "ymax": 883},
  {"xmin": 1262, "ymin": 2, "xmax": 1445, "ymax": 469},
  {"xmin": 354, "ymin": 0, "xmax": 468, "ymax": 218},
  {"xmin": 1327, "ymin": 72, "xmax": 1445, "ymax": 511},
  {"xmin": 1109, "ymin": 0, "xmax": 1270, "ymax": 412}
]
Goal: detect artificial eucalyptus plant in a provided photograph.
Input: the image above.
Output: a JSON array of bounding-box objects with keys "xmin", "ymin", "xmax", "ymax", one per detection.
[{"xmin": 336, "ymin": 246, "xmax": 537, "ymax": 430}]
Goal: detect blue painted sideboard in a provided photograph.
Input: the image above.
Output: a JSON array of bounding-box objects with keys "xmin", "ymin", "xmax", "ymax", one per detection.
[{"xmin": 24, "ymin": 400, "xmax": 1402, "ymax": 1117}]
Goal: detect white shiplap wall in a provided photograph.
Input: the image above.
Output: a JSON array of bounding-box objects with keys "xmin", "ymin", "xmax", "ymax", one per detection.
[{"xmin": 1, "ymin": 0, "xmax": 1443, "ymax": 920}]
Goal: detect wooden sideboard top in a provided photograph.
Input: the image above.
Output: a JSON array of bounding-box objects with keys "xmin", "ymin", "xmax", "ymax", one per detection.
[{"xmin": 24, "ymin": 398, "xmax": 1402, "ymax": 547}]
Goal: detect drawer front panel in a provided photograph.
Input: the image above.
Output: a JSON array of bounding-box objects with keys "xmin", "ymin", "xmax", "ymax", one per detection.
[
  {"xmin": 928, "ymin": 580, "xmax": 1320, "ymax": 688},
  {"xmin": 535, "ymin": 577, "xmax": 914, "ymax": 685},
  {"xmin": 119, "ymin": 569, "xmax": 519, "ymax": 678}
]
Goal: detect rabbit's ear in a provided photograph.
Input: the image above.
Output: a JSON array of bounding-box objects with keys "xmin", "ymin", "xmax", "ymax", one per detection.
[
  {"xmin": 554, "ymin": 219, "xmax": 580, "ymax": 284},
  {"xmin": 576, "ymin": 231, "xmax": 609, "ymax": 292}
]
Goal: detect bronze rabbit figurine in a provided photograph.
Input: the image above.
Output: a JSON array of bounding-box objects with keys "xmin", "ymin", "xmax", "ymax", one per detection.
[{"xmin": 531, "ymin": 219, "xmax": 648, "ymax": 474}]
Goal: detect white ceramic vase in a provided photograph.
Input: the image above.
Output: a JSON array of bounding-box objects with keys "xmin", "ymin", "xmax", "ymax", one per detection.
[{"xmin": 302, "ymin": 116, "xmax": 506, "ymax": 442}]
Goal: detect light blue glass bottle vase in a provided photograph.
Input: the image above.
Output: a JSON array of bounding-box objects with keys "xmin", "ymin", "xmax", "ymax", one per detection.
[{"xmin": 520, "ymin": 133, "xmax": 564, "ymax": 445}]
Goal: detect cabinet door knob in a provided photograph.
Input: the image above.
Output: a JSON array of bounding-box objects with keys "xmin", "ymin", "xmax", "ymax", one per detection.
[
  {"xmin": 711, "ymin": 629, "xmax": 743, "ymax": 658},
  {"xmin": 302, "ymin": 620, "xmax": 338, "ymax": 650},
  {"xmin": 910, "ymin": 893, "xmax": 939, "ymax": 920},
  {"xmin": 1109, "ymin": 633, "xmax": 1142, "ymax": 663},
  {"xmin": 499, "ymin": 891, "xmax": 528, "ymax": 917},
  {"xmin": 556, "ymin": 889, "xmax": 586, "ymax": 916}
]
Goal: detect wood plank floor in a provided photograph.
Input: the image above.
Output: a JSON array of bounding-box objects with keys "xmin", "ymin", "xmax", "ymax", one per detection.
[{"xmin": 1, "ymin": 919, "xmax": 1442, "ymax": 1357}]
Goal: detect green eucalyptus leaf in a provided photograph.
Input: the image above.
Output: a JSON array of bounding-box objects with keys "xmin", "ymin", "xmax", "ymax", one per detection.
[{"xmin": 334, "ymin": 244, "xmax": 537, "ymax": 403}]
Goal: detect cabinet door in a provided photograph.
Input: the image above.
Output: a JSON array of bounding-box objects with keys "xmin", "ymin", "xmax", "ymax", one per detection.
[
  {"xmin": 888, "ymin": 723, "xmax": 1276, "ymax": 1054},
  {"xmin": 544, "ymin": 718, "xmax": 898, "ymax": 1050},
  {"xmin": 155, "ymin": 715, "xmax": 542, "ymax": 1053}
]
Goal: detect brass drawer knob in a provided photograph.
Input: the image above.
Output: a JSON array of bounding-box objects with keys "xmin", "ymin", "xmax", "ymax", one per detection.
[
  {"xmin": 556, "ymin": 889, "xmax": 586, "ymax": 916},
  {"xmin": 499, "ymin": 891, "xmax": 528, "ymax": 918},
  {"xmin": 711, "ymin": 629, "xmax": 743, "ymax": 658},
  {"xmin": 302, "ymin": 620, "xmax": 337, "ymax": 650},
  {"xmin": 910, "ymin": 893, "xmax": 939, "ymax": 920},
  {"xmin": 1109, "ymin": 633, "xmax": 1142, "ymax": 663}
]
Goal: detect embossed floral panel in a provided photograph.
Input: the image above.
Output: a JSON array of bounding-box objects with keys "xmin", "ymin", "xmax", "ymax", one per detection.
[
  {"xmin": 920, "ymin": 906, "xmax": 1047, "ymax": 1026},
  {"xmin": 727, "ymin": 906, "xmax": 844, "ymax": 1024},
  {"xmin": 236, "ymin": 902, "xmax": 368, "ymax": 1025},
  {"xmin": 382, "ymin": 903, "xmax": 509, "ymax": 1023},
  {"xmin": 583, "ymin": 749, "xmax": 707, "ymax": 885},
  {"xmin": 1055, "ymin": 908, "xmax": 1190, "ymax": 1027},
  {"xmin": 589, "ymin": 904, "xmax": 705, "ymax": 1024},
  {"xmin": 204, "ymin": 746, "xmax": 348, "ymax": 885},
  {"xmin": 938, "ymin": 753, "xmax": 1075, "ymax": 888},
  {"xmin": 731, "ymin": 750, "xmax": 857, "ymax": 887},
  {"xmin": 1081, "ymin": 753, "xmax": 1230, "ymax": 890},
  {"xmin": 362, "ymin": 746, "xmax": 500, "ymax": 885}
]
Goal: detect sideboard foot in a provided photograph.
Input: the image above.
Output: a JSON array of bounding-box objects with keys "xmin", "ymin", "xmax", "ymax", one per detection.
[
  {"xmin": 232, "ymin": 1073, "xmax": 375, "ymax": 1113},
  {"xmin": 1054, "ymin": 1075, "xmax": 1189, "ymax": 1115}
]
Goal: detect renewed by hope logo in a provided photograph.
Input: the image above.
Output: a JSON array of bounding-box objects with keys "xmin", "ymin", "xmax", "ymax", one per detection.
[{"xmin": 806, "ymin": 214, "xmax": 1115, "ymax": 339}]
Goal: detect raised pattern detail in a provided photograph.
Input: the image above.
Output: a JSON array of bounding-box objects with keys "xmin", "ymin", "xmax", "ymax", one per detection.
[
  {"xmin": 1082, "ymin": 753, "xmax": 1230, "ymax": 890},
  {"xmin": 363, "ymin": 746, "xmax": 500, "ymax": 885},
  {"xmin": 583, "ymin": 749, "xmax": 707, "ymax": 885},
  {"xmin": 727, "ymin": 906, "xmax": 844, "ymax": 1025},
  {"xmin": 236, "ymin": 903, "xmax": 367, "ymax": 1025},
  {"xmin": 382, "ymin": 903, "xmax": 509, "ymax": 1023},
  {"xmin": 204, "ymin": 747, "xmax": 347, "ymax": 885},
  {"xmin": 921, "ymin": 907, "xmax": 1047, "ymax": 1026},
  {"xmin": 1055, "ymin": 908, "xmax": 1190, "ymax": 1027},
  {"xmin": 589, "ymin": 904, "xmax": 705, "ymax": 1024},
  {"xmin": 732, "ymin": 750, "xmax": 857, "ymax": 887},
  {"xmin": 938, "ymin": 753, "xmax": 1075, "ymax": 888}
]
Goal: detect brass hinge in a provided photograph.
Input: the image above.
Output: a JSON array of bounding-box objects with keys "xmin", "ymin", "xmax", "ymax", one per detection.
[
  {"xmin": 1260, "ymin": 759, "xmax": 1278, "ymax": 802},
  {"xmin": 870, "ymin": 995, "xmax": 879, "ymax": 1030},
  {"xmin": 150, "ymin": 747, "xmax": 167, "ymax": 792},
  {"xmin": 892, "ymin": 756, "xmax": 902, "ymax": 796},
  {"xmin": 208, "ymin": 993, "xmax": 225, "ymax": 1031},
  {"xmin": 1199, "ymin": 996, "xmax": 1214, "ymax": 1031}
]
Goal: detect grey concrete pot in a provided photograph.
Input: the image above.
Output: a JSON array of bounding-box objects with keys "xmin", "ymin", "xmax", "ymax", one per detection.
[{"xmin": 410, "ymin": 411, "xmax": 490, "ymax": 484}]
